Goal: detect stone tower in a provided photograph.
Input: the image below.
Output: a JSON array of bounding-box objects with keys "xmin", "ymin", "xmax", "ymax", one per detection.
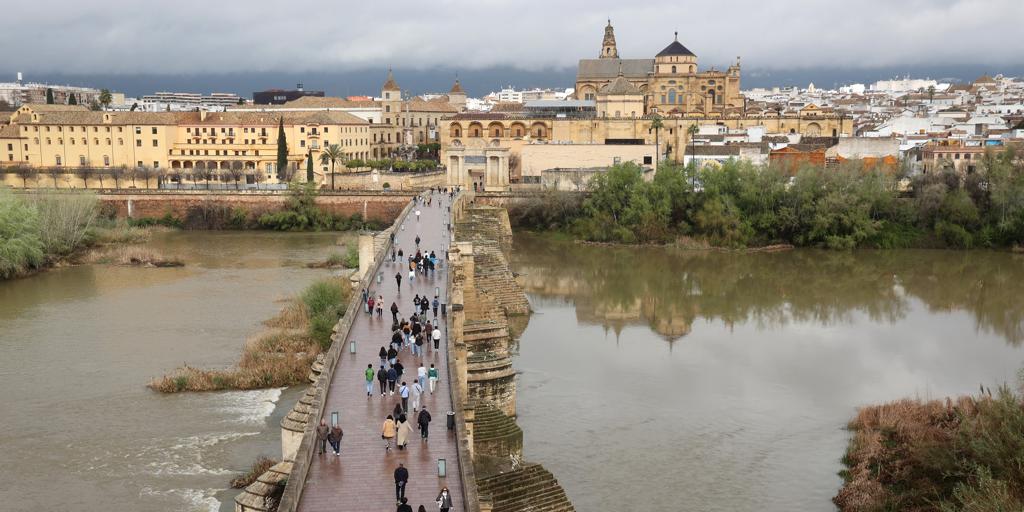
[
  {"xmin": 380, "ymin": 67, "xmax": 401, "ymax": 125},
  {"xmin": 448, "ymin": 77, "xmax": 467, "ymax": 112},
  {"xmin": 600, "ymin": 19, "xmax": 618, "ymax": 59}
]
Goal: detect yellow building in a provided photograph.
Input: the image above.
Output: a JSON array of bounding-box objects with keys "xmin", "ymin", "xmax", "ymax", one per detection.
[{"xmin": 1, "ymin": 104, "xmax": 370, "ymax": 188}]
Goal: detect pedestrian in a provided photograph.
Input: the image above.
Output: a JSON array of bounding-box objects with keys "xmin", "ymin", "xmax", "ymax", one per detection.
[
  {"xmin": 387, "ymin": 366, "xmax": 398, "ymax": 395},
  {"xmin": 387, "ymin": 346, "xmax": 398, "ymax": 366},
  {"xmin": 365, "ymin": 364, "xmax": 376, "ymax": 397},
  {"xmin": 328, "ymin": 423, "xmax": 343, "ymax": 456},
  {"xmin": 413, "ymin": 294, "xmax": 421, "ymax": 310},
  {"xmin": 413, "ymin": 333, "xmax": 423, "ymax": 357},
  {"xmin": 378, "ymin": 365, "xmax": 388, "ymax": 397},
  {"xmin": 411, "ymin": 380, "xmax": 423, "ymax": 412},
  {"xmin": 432, "ymin": 326, "xmax": 441, "ymax": 350},
  {"xmin": 417, "ymin": 363, "xmax": 427, "ymax": 391},
  {"xmin": 399, "ymin": 381, "xmax": 410, "ymax": 412},
  {"xmin": 378, "ymin": 346, "xmax": 388, "ymax": 368},
  {"xmin": 409, "ymin": 267, "xmax": 415, "ymax": 283},
  {"xmin": 377, "ymin": 295, "xmax": 384, "ymax": 317},
  {"xmin": 393, "ymin": 401, "xmax": 404, "ymax": 421},
  {"xmin": 428, "ymin": 364, "xmax": 438, "ymax": 393},
  {"xmin": 415, "ymin": 209, "xmax": 421, "ymax": 221},
  {"xmin": 398, "ymin": 248, "xmax": 404, "ymax": 262},
  {"xmin": 397, "ymin": 497, "xmax": 413, "ymax": 512},
  {"xmin": 391, "ymin": 247, "xmax": 396, "ymax": 262},
  {"xmin": 316, "ymin": 419, "xmax": 329, "ymax": 455},
  {"xmin": 395, "ymin": 272, "xmax": 402, "ymax": 292},
  {"xmin": 361, "ymin": 288, "xmax": 369, "ymax": 313},
  {"xmin": 397, "ymin": 414, "xmax": 413, "ymax": 450},
  {"xmin": 391, "ymin": 302, "xmax": 399, "ymax": 323},
  {"xmin": 367, "ymin": 295, "xmax": 375, "ymax": 316},
  {"xmin": 432, "ymin": 297, "xmax": 439, "ymax": 318},
  {"xmin": 394, "ymin": 463, "xmax": 409, "ymax": 503},
  {"xmin": 382, "ymin": 415, "xmax": 396, "ymax": 451},
  {"xmin": 436, "ymin": 487, "xmax": 452, "ymax": 512},
  {"xmin": 418, "ymin": 406, "xmax": 432, "ymax": 440},
  {"xmin": 417, "ymin": 506, "xmax": 427, "ymax": 512},
  {"xmin": 394, "ymin": 359, "xmax": 404, "ymax": 382},
  {"xmin": 415, "ymin": 234, "xmax": 421, "ymax": 246}
]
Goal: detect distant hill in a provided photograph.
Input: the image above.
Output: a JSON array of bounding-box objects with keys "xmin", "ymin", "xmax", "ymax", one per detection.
[{"xmin": 9, "ymin": 64, "xmax": 1022, "ymax": 99}]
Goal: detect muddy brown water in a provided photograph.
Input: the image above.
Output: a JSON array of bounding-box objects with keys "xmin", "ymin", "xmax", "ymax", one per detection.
[
  {"xmin": 0, "ymin": 231, "xmax": 350, "ymax": 512},
  {"xmin": 509, "ymin": 233, "xmax": 1024, "ymax": 512}
]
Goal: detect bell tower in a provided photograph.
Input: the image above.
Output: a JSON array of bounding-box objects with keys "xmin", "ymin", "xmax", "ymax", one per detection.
[{"xmin": 600, "ymin": 19, "xmax": 619, "ymax": 59}]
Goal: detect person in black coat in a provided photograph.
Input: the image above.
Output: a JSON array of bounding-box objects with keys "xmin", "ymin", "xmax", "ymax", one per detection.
[
  {"xmin": 377, "ymin": 365, "xmax": 388, "ymax": 397},
  {"xmin": 394, "ymin": 463, "xmax": 409, "ymax": 503},
  {"xmin": 418, "ymin": 406, "xmax": 432, "ymax": 440}
]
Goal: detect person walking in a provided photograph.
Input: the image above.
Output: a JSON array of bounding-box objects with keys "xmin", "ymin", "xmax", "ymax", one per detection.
[
  {"xmin": 415, "ymin": 209, "xmax": 421, "ymax": 222},
  {"xmin": 398, "ymin": 248, "xmax": 404, "ymax": 262},
  {"xmin": 361, "ymin": 288, "xmax": 369, "ymax": 313},
  {"xmin": 377, "ymin": 295, "xmax": 384, "ymax": 317},
  {"xmin": 411, "ymin": 380, "xmax": 423, "ymax": 412},
  {"xmin": 316, "ymin": 419, "xmax": 330, "ymax": 455},
  {"xmin": 436, "ymin": 487, "xmax": 453, "ymax": 512},
  {"xmin": 394, "ymin": 463, "xmax": 409, "ymax": 503},
  {"xmin": 365, "ymin": 364, "xmax": 376, "ymax": 397},
  {"xmin": 417, "ymin": 363, "xmax": 427, "ymax": 391},
  {"xmin": 408, "ymin": 266, "xmax": 415, "ymax": 284},
  {"xmin": 415, "ymin": 234, "xmax": 421, "ymax": 247},
  {"xmin": 418, "ymin": 406, "xmax": 432, "ymax": 440},
  {"xmin": 396, "ymin": 498, "xmax": 413, "ymax": 512},
  {"xmin": 367, "ymin": 295, "xmax": 375, "ymax": 316},
  {"xmin": 396, "ymin": 414, "xmax": 413, "ymax": 450},
  {"xmin": 391, "ymin": 302, "xmax": 400, "ymax": 323},
  {"xmin": 377, "ymin": 365, "xmax": 388, "ymax": 397},
  {"xmin": 413, "ymin": 333, "xmax": 423, "ymax": 357},
  {"xmin": 399, "ymin": 381, "xmax": 410, "ymax": 413},
  {"xmin": 382, "ymin": 415, "xmax": 396, "ymax": 451},
  {"xmin": 387, "ymin": 346, "xmax": 398, "ymax": 366},
  {"xmin": 432, "ymin": 297, "xmax": 439, "ymax": 318},
  {"xmin": 379, "ymin": 346, "xmax": 388, "ymax": 368},
  {"xmin": 428, "ymin": 364, "xmax": 439, "ymax": 393},
  {"xmin": 327, "ymin": 423, "xmax": 343, "ymax": 456},
  {"xmin": 387, "ymin": 366, "xmax": 398, "ymax": 395},
  {"xmin": 432, "ymin": 326, "xmax": 441, "ymax": 351},
  {"xmin": 395, "ymin": 272, "xmax": 402, "ymax": 292}
]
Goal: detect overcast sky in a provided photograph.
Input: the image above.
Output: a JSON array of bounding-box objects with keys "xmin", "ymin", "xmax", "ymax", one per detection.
[{"xmin": 2, "ymin": 0, "xmax": 1022, "ymax": 75}]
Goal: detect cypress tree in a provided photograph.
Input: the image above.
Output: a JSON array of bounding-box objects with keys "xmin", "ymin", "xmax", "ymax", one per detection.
[
  {"xmin": 276, "ymin": 117, "xmax": 288, "ymax": 180},
  {"xmin": 68, "ymin": 93, "xmax": 78, "ymax": 105},
  {"xmin": 306, "ymin": 151, "xmax": 314, "ymax": 183},
  {"xmin": 45, "ymin": 88, "xmax": 54, "ymax": 104}
]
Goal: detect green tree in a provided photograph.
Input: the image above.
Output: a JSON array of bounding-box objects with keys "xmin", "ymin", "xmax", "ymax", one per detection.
[
  {"xmin": 0, "ymin": 190, "xmax": 45, "ymax": 278},
  {"xmin": 650, "ymin": 115, "xmax": 663, "ymax": 162},
  {"xmin": 68, "ymin": 93, "xmax": 78, "ymax": 105},
  {"xmin": 687, "ymin": 123, "xmax": 699, "ymax": 167},
  {"xmin": 98, "ymin": 89, "xmax": 113, "ymax": 110},
  {"xmin": 306, "ymin": 151, "xmax": 314, "ymax": 183},
  {"xmin": 45, "ymin": 88, "xmax": 54, "ymax": 104},
  {"xmin": 14, "ymin": 166, "xmax": 39, "ymax": 188},
  {"xmin": 318, "ymin": 144, "xmax": 344, "ymax": 190},
  {"xmin": 927, "ymin": 85, "xmax": 936, "ymax": 104},
  {"xmin": 276, "ymin": 118, "xmax": 288, "ymax": 181}
]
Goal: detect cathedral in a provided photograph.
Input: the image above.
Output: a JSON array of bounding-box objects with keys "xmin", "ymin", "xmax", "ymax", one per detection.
[{"xmin": 575, "ymin": 21, "xmax": 743, "ymax": 116}]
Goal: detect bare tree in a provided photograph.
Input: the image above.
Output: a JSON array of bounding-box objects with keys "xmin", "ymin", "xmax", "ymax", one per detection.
[
  {"xmin": 137, "ymin": 166, "xmax": 156, "ymax": 189},
  {"xmin": 126, "ymin": 166, "xmax": 139, "ymax": 188},
  {"xmin": 108, "ymin": 165, "xmax": 126, "ymax": 190},
  {"xmin": 44, "ymin": 167, "xmax": 63, "ymax": 188},
  {"xmin": 228, "ymin": 161, "xmax": 244, "ymax": 190},
  {"xmin": 252, "ymin": 166, "xmax": 267, "ymax": 190},
  {"xmin": 14, "ymin": 166, "xmax": 39, "ymax": 188},
  {"xmin": 74, "ymin": 167, "xmax": 93, "ymax": 189},
  {"xmin": 165, "ymin": 168, "xmax": 181, "ymax": 189}
]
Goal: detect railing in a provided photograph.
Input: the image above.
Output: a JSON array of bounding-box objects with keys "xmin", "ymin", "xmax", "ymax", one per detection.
[{"xmin": 277, "ymin": 198, "xmax": 416, "ymax": 512}]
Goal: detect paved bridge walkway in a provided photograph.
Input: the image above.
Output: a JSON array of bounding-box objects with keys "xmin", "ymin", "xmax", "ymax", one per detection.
[{"xmin": 297, "ymin": 190, "xmax": 463, "ymax": 512}]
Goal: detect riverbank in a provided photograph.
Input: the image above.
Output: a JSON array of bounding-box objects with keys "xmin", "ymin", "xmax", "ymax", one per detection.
[
  {"xmin": 834, "ymin": 381, "xmax": 1024, "ymax": 511},
  {"xmin": 150, "ymin": 277, "xmax": 350, "ymax": 392},
  {"xmin": 507, "ymin": 156, "xmax": 1024, "ymax": 250}
]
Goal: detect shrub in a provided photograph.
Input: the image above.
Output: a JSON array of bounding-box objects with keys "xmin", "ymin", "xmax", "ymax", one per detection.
[
  {"xmin": 342, "ymin": 245, "xmax": 359, "ymax": 268},
  {"xmin": 230, "ymin": 456, "xmax": 279, "ymax": 489},
  {"xmin": 29, "ymin": 192, "xmax": 99, "ymax": 256},
  {"xmin": 0, "ymin": 190, "xmax": 45, "ymax": 278}
]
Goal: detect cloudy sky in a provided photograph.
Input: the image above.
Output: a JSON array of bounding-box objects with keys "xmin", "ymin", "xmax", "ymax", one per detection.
[{"xmin": 2, "ymin": 0, "xmax": 1022, "ymax": 74}]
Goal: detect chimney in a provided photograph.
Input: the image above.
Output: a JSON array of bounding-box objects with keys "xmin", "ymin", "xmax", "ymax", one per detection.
[{"xmin": 200, "ymin": 110, "xmax": 208, "ymax": 121}]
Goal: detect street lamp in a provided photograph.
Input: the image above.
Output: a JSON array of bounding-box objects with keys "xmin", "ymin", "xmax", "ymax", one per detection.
[
  {"xmin": 437, "ymin": 458, "xmax": 446, "ymax": 477},
  {"xmin": 349, "ymin": 340, "xmax": 356, "ymax": 354}
]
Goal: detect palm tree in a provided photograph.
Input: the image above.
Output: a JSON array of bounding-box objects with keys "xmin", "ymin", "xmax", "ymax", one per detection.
[
  {"xmin": 319, "ymin": 144, "xmax": 344, "ymax": 190},
  {"xmin": 687, "ymin": 123, "xmax": 699, "ymax": 167},
  {"xmin": 99, "ymin": 89, "xmax": 113, "ymax": 110},
  {"xmin": 650, "ymin": 115, "xmax": 663, "ymax": 164},
  {"xmin": 927, "ymin": 85, "xmax": 936, "ymax": 104}
]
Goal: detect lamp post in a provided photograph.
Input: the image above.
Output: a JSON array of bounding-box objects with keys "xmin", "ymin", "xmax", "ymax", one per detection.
[
  {"xmin": 437, "ymin": 458, "xmax": 446, "ymax": 477},
  {"xmin": 349, "ymin": 340, "xmax": 356, "ymax": 354}
]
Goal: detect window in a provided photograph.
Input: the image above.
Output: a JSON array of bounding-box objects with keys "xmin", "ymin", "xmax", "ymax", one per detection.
[
  {"xmin": 103, "ymin": 155, "xmax": 110, "ymax": 166},
  {"xmin": 137, "ymin": 161, "xmax": 143, "ymax": 167},
  {"xmin": 80, "ymin": 155, "xmax": 87, "ymax": 165},
  {"xmin": 154, "ymin": 161, "xmax": 159, "ymax": 168},
  {"xmin": 300, "ymin": 140, "xmax": 305, "ymax": 147},
  {"xmin": 151, "ymin": 127, "xmax": 157, "ymax": 135},
  {"xmin": 136, "ymin": 140, "xmax": 142, "ymax": 147},
  {"xmin": 118, "ymin": 138, "xmax": 123, "ymax": 145},
  {"xmin": 643, "ymin": 156, "xmax": 653, "ymax": 165},
  {"xmin": 300, "ymin": 127, "xmax": 305, "ymax": 133},
  {"xmin": 152, "ymin": 140, "xmax": 158, "ymax": 147},
  {"xmin": 135, "ymin": 127, "xmax": 141, "ymax": 135},
  {"xmin": 671, "ymin": 65, "xmax": 676, "ymax": 73},
  {"xmin": 55, "ymin": 155, "xmax": 62, "ymax": 166}
]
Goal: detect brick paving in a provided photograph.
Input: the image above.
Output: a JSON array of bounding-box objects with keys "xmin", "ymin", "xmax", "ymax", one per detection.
[{"xmin": 298, "ymin": 190, "xmax": 463, "ymax": 512}]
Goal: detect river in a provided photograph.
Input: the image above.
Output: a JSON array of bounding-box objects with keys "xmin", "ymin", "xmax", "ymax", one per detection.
[
  {"xmin": 509, "ymin": 233, "xmax": 1024, "ymax": 512},
  {"xmin": 0, "ymin": 231, "xmax": 347, "ymax": 512}
]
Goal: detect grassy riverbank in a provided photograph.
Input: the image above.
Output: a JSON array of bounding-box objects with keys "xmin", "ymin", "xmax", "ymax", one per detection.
[
  {"xmin": 1, "ymin": 189, "xmax": 107, "ymax": 279},
  {"xmin": 834, "ymin": 378, "xmax": 1024, "ymax": 511},
  {"xmin": 149, "ymin": 278, "xmax": 349, "ymax": 393},
  {"xmin": 509, "ymin": 150, "xmax": 1024, "ymax": 250}
]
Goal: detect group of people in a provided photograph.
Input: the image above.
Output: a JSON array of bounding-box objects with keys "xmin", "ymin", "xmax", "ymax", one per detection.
[{"xmin": 318, "ymin": 190, "xmax": 459, "ymax": 512}]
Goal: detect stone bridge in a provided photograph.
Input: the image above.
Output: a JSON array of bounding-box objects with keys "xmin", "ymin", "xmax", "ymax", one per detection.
[{"xmin": 234, "ymin": 190, "xmax": 574, "ymax": 512}]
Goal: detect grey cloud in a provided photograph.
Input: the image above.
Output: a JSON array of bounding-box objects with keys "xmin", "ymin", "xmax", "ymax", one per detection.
[{"xmin": 2, "ymin": 0, "xmax": 1022, "ymax": 74}]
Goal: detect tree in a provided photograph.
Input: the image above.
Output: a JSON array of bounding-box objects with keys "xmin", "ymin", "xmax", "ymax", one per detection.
[
  {"xmin": 88, "ymin": 99, "xmax": 101, "ymax": 111},
  {"xmin": 927, "ymin": 85, "xmax": 936, "ymax": 104},
  {"xmin": 14, "ymin": 166, "xmax": 39, "ymax": 188},
  {"xmin": 99, "ymin": 89, "xmax": 113, "ymax": 110},
  {"xmin": 306, "ymin": 151, "xmax": 314, "ymax": 183},
  {"xmin": 45, "ymin": 167, "xmax": 63, "ymax": 188},
  {"xmin": 130, "ymin": 102, "xmax": 139, "ymax": 112},
  {"xmin": 252, "ymin": 167, "xmax": 267, "ymax": 190},
  {"xmin": 109, "ymin": 165, "xmax": 126, "ymax": 190},
  {"xmin": 276, "ymin": 118, "xmax": 288, "ymax": 181},
  {"xmin": 687, "ymin": 124, "xmax": 700, "ymax": 170},
  {"xmin": 319, "ymin": 144, "xmax": 344, "ymax": 190},
  {"xmin": 165, "ymin": 168, "xmax": 181, "ymax": 189},
  {"xmin": 137, "ymin": 166, "xmax": 156, "ymax": 189},
  {"xmin": 650, "ymin": 115, "xmax": 663, "ymax": 163},
  {"xmin": 126, "ymin": 166, "xmax": 139, "ymax": 188},
  {"xmin": 228, "ymin": 161, "xmax": 244, "ymax": 190},
  {"xmin": 74, "ymin": 167, "xmax": 93, "ymax": 189},
  {"xmin": 68, "ymin": 93, "xmax": 78, "ymax": 105},
  {"xmin": 236, "ymin": 97, "xmax": 245, "ymax": 105},
  {"xmin": 45, "ymin": 88, "xmax": 54, "ymax": 104}
]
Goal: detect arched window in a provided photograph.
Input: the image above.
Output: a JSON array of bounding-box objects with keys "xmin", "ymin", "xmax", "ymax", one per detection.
[
  {"xmin": 671, "ymin": 65, "xmax": 677, "ymax": 74},
  {"xmin": 667, "ymin": 90, "xmax": 677, "ymax": 104}
]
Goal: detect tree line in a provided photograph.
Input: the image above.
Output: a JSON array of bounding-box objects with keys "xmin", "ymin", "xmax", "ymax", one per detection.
[{"xmin": 509, "ymin": 147, "xmax": 1024, "ymax": 249}]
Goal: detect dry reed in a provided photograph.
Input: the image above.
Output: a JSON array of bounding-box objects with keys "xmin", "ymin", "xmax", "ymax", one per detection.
[{"xmin": 230, "ymin": 456, "xmax": 279, "ymax": 489}]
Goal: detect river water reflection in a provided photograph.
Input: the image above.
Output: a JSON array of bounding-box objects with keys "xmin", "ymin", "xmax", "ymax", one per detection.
[
  {"xmin": 0, "ymin": 231, "xmax": 345, "ymax": 512},
  {"xmin": 509, "ymin": 233, "xmax": 1024, "ymax": 511}
]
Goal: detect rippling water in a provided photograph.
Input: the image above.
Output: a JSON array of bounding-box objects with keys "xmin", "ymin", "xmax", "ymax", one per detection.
[
  {"xmin": 509, "ymin": 233, "xmax": 1024, "ymax": 512},
  {"xmin": 0, "ymin": 231, "xmax": 346, "ymax": 512}
]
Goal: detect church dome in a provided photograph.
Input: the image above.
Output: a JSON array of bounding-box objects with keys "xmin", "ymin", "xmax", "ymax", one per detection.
[
  {"xmin": 600, "ymin": 74, "xmax": 641, "ymax": 95},
  {"xmin": 656, "ymin": 32, "xmax": 696, "ymax": 58}
]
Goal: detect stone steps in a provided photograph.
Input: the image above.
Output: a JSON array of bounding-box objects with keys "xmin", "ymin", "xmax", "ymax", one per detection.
[{"xmin": 477, "ymin": 464, "xmax": 575, "ymax": 512}]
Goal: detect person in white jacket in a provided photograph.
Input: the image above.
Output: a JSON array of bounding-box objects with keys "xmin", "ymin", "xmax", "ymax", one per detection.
[{"xmin": 411, "ymin": 380, "xmax": 423, "ymax": 412}]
